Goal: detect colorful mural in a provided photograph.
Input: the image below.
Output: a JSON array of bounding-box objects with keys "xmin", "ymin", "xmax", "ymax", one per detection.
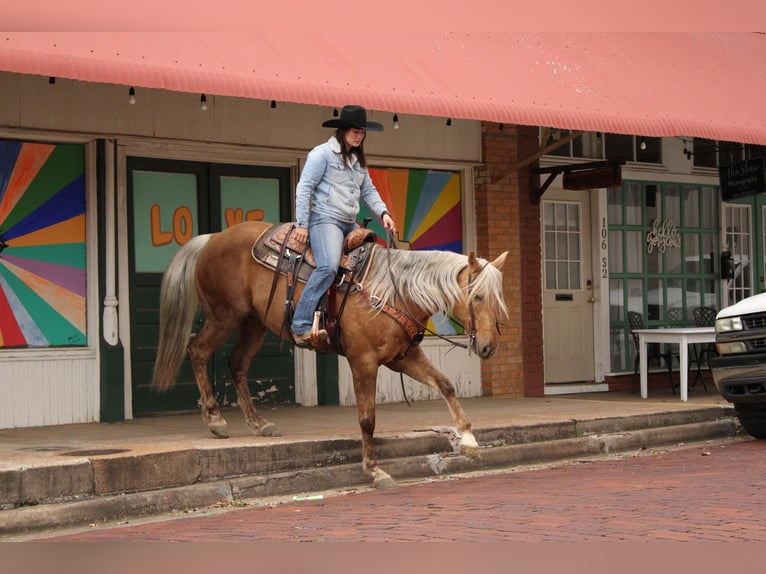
[
  {"xmin": 365, "ymin": 168, "xmax": 462, "ymax": 252},
  {"xmin": 0, "ymin": 141, "xmax": 86, "ymax": 348},
  {"xmin": 362, "ymin": 167, "xmax": 463, "ymax": 335}
]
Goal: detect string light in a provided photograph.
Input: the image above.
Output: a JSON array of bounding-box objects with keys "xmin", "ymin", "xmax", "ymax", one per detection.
[
  {"xmin": 640, "ymin": 137, "xmax": 647, "ymax": 150},
  {"xmin": 393, "ymin": 114, "xmax": 399, "ymax": 130},
  {"xmin": 270, "ymin": 100, "xmax": 277, "ymax": 109},
  {"xmin": 333, "ymin": 108, "xmax": 339, "ymax": 117},
  {"xmin": 200, "ymin": 94, "xmax": 208, "ymax": 111},
  {"xmin": 128, "ymin": 87, "xmax": 136, "ymax": 105},
  {"xmin": 446, "ymin": 118, "xmax": 452, "ymax": 126},
  {"xmin": 48, "ymin": 77, "xmax": 56, "ymax": 85}
]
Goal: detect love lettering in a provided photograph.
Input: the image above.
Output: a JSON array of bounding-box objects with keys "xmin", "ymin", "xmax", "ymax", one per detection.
[{"xmin": 150, "ymin": 205, "xmax": 265, "ymax": 246}]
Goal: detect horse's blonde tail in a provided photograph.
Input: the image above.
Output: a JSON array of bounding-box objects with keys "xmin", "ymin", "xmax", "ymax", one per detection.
[{"xmin": 151, "ymin": 234, "xmax": 211, "ymax": 393}]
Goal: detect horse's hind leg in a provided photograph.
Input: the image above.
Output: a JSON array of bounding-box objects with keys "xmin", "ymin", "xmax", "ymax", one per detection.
[
  {"xmin": 388, "ymin": 347, "xmax": 481, "ymax": 458},
  {"xmin": 188, "ymin": 318, "xmax": 238, "ymax": 438},
  {"xmin": 348, "ymin": 360, "xmax": 398, "ymax": 489},
  {"xmin": 228, "ymin": 315, "xmax": 279, "ymax": 437}
]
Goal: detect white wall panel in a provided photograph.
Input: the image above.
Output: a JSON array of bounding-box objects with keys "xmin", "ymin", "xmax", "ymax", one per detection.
[
  {"xmin": 337, "ymin": 338, "xmax": 482, "ymax": 407},
  {"xmin": 0, "ymin": 351, "xmax": 98, "ymax": 429}
]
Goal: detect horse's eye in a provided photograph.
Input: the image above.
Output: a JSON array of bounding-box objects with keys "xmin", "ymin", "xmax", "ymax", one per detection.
[{"xmin": 473, "ymin": 294, "xmax": 483, "ymax": 302}]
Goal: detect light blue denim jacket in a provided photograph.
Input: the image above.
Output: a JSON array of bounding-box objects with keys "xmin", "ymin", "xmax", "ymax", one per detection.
[{"xmin": 295, "ymin": 136, "xmax": 388, "ymax": 228}]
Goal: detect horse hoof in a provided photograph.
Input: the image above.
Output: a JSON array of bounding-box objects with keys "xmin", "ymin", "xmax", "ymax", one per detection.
[
  {"xmin": 460, "ymin": 445, "xmax": 482, "ymax": 460},
  {"xmin": 208, "ymin": 422, "xmax": 229, "ymax": 438},
  {"xmin": 374, "ymin": 476, "xmax": 399, "ymax": 490},
  {"xmin": 260, "ymin": 422, "xmax": 280, "ymax": 437}
]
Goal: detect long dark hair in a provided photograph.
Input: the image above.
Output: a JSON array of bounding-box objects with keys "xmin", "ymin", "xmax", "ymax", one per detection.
[{"xmin": 334, "ymin": 128, "xmax": 367, "ymax": 168}]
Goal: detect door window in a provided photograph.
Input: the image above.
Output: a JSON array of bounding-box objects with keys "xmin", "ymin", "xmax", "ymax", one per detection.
[{"xmin": 543, "ymin": 201, "xmax": 582, "ymax": 290}]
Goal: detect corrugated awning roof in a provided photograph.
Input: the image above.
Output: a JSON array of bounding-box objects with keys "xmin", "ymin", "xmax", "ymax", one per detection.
[{"xmin": 2, "ymin": 32, "xmax": 766, "ymax": 144}]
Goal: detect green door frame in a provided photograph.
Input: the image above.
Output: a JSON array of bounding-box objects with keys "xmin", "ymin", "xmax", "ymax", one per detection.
[{"xmin": 127, "ymin": 156, "xmax": 295, "ymax": 414}]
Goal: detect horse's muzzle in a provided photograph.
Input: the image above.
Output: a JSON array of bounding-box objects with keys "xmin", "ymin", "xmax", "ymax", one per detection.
[{"xmin": 474, "ymin": 340, "xmax": 497, "ymax": 359}]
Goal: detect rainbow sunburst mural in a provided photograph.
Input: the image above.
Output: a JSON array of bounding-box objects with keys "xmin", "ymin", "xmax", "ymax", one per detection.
[
  {"xmin": 361, "ymin": 167, "xmax": 463, "ymax": 335},
  {"xmin": 0, "ymin": 140, "xmax": 86, "ymax": 348}
]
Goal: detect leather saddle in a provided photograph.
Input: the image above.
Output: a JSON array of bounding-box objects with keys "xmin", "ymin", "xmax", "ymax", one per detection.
[{"xmin": 251, "ymin": 222, "xmax": 376, "ymax": 286}]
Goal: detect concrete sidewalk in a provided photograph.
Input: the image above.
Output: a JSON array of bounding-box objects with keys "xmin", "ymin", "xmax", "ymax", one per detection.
[{"xmin": 0, "ymin": 389, "xmax": 741, "ymax": 537}]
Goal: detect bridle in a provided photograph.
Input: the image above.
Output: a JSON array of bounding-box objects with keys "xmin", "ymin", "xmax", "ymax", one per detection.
[{"xmin": 364, "ymin": 230, "xmax": 500, "ymax": 407}]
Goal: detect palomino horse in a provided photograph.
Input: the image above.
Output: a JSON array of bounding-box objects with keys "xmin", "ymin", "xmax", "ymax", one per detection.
[{"xmin": 152, "ymin": 220, "xmax": 508, "ymax": 488}]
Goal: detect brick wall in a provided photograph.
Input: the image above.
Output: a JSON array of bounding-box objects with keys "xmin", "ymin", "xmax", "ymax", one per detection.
[{"xmin": 476, "ymin": 123, "xmax": 544, "ymax": 397}]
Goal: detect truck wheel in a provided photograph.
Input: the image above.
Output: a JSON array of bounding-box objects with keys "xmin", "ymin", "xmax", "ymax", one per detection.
[{"xmin": 734, "ymin": 403, "xmax": 766, "ymax": 439}]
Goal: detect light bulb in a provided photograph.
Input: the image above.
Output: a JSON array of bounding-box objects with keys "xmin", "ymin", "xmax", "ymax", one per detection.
[
  {"xmin": 128, "ymin": 87, "xmax": 136, "ymax": 105},
  {"xmin": 270, "ymin": 100, "xmax": 277, "ymax": 109},
  {"xmin": 393, "ymin": 114, "xmax": 399, "ymax": 130},
  {"xmin": 48, "ymin": 77, "xmax": 56, "ymax": 85},
  {"xmin": 446, "ymin": 117, "xmax": 452, "ymax": 126},
  {"xmin": 200, "ymin": 94, "xmax": 208, "ymax": 111},
  {"xmin": 333, "ymin": 108, "xmax": 339, "ymax": 117},
  {"xmin": 640, "ymin": 138, "xmax": 647, "ymax": 150}
]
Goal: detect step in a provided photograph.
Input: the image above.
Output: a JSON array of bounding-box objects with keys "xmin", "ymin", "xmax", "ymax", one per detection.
[{"xmin": 0, "ymin": 407, "xmax": 739, "ymax": 537}]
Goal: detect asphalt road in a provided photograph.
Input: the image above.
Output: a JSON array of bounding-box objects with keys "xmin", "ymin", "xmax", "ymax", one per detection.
[{"xmin": 23, "ymin": 439, "xmax": 766, "ymax": 542}]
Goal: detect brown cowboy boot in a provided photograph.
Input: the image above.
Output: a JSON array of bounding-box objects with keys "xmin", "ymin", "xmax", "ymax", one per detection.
[{"xmin": 293, "ymin": 312, "xmax": 329, "ymax": 350}]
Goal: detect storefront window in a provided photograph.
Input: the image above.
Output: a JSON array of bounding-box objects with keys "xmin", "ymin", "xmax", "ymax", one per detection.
[
  {"xmin": 541, "ymin": 130, "xmax": 662, "ymax": 163},
  {"xmin": 0, "ymin": 140, "xmax": 86, "ymax": 348},
  {"xmin": 608, "ymin": 181, "xmax": 720, "ymax": 372}
]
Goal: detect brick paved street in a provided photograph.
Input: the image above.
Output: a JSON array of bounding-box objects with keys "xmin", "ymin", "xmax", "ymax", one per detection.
[{"xmin": 44, "ymin": 440, "xmax": 766, "ymax": 542}]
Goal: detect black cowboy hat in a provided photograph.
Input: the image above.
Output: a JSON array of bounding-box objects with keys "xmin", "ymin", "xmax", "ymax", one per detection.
[{"xmin": 322, "ymin": 105, "xmax": 384, "ymax": 132}]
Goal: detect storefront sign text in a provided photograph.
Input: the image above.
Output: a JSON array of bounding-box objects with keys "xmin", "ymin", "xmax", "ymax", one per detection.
[{"xmin": 646, "ymin": 219, "xmax": 681, "ymax": 254}]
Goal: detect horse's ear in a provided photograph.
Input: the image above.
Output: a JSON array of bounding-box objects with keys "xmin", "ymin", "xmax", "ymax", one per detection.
[
  {"xmin": 468, "ymin": 252, "xmax": 479, "ymax": 269},
  {"xmin": 491, "ymin": 251, "xmax": 508, "ymax": 270}
]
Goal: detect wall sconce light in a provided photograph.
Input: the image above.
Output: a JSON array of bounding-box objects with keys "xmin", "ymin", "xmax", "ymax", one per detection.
[
  {"xmin": 200, "ymin": 94, "xmax": 208, "ymax": 111},
  {"xmin": 393, "ymin": 114, "xmax": 399, "ymax": 130},
  {"xmin": 446, "ymin": 118, "xmax": 452, "ymax": 126},
  {"xmin": 682, "ymin": 140, "xmax": 692, "ymax": 160},
  {"xmin": 128, "ymin": 87, "xmax": 136, "ymax": 105}
]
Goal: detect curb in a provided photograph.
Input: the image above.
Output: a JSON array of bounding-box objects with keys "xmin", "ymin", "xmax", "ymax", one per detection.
[{"xmin": 0, "ymin": 411, "xmax": 739, "ymax": 537}]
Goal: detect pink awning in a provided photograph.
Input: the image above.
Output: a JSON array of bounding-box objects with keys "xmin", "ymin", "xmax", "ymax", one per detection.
[{"xmin": 2, "ymin": 32, "xmax": 766, "ymax": 144}]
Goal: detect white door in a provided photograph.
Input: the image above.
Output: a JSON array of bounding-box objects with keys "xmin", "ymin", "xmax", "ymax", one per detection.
[{"xmin": 542, "ymin": 189, "xmax": 595, "ymax": 383}]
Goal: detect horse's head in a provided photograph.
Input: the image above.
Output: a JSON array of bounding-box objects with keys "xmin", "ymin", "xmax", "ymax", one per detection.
[{"xmin": 454, "ymin": 251, "xmax": 509, "ymax": 359}]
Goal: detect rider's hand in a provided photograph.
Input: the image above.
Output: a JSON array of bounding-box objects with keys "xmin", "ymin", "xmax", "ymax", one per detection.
[
  {"xmin": 293, "ymin": 227, "xmax": 308, "ymax": 244},
  {"xmin": 382, "ymin": 213, "xmax": 397, "ymax": 236}
]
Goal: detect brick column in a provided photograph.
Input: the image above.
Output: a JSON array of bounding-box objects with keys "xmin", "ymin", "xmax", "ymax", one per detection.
[{"xmin": 475, "ymin": 123, "xmax": 544, "ymax": 397}]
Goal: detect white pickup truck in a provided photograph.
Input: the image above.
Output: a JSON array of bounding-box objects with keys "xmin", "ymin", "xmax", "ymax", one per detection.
[{"xmin": 711, "ymin": 292, "xmax": 766, "ymax": 438}]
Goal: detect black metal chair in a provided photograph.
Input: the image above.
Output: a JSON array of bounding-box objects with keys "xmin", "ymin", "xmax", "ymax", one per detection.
[
  {"xmin": 692, "ymin": 306, "xmax": 718, "ymax": 391},
  {"xmin": 628, "ymin": 311, "xmax": 676, "ymax": 394}
]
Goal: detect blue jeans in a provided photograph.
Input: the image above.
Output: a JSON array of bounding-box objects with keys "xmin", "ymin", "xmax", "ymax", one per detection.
[{"xmin": 291, "ymin": 216, "xmax": 356, "ymax": 335}]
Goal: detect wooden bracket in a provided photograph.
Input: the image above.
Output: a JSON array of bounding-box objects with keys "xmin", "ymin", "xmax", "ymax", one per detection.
[{"xmin": 492, "ymin": 130, "xmax": 583, "ymax": 186}]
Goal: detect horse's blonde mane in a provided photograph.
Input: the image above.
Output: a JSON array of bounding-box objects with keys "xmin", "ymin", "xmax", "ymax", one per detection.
[{"xmin": 363, "ymin": 247, "xmax": 508, "ymax": 318}]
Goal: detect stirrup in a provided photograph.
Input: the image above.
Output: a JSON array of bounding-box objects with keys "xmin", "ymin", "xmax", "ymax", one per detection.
[{"xmin": 292, "ymin": 329, "xmax": 329, "ymax": 350}]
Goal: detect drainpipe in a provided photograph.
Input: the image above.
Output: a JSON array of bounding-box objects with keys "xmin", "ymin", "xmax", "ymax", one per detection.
[{"xmin": 102, "ymin": 139, "xmax": 119, "ymax": 346}]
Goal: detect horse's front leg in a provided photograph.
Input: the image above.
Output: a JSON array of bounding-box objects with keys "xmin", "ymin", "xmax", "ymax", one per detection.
[
  {"xmin": 388, "ymin": 346, "xmax": 481, "ymax": 458},
  {"xmin": 349, "ymin": 360, "xmax": 398, "ymax": 489}
]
